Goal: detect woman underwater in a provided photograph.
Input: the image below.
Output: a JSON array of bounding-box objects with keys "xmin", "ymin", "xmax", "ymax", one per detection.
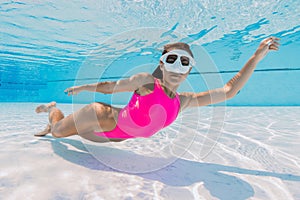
[{"xmin": 35, "ymin": 37, "xmax": 279, "ymax": 142}]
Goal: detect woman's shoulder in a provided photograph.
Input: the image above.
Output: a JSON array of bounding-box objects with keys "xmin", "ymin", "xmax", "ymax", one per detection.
[
  {"xmin": 134, "ymin": 73, "xmax": 156, "ymax": 95},
  {"xmin": 133, "ymin": 72, "xmax": 155, "ymax": 82},
  {"xmin": 127, "ymin": 73, "xmax": 155, "ymax": 88}
]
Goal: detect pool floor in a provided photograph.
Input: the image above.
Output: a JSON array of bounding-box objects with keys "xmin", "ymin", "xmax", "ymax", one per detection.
[{"xmin": 0, "ymin": 103, "xmax": 299, "ymax": 199}]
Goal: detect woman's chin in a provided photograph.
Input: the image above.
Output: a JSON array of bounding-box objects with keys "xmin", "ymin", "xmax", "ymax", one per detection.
[{"xmin": 167, "ymin": 73, "xmax": 184, "ymax": 83}]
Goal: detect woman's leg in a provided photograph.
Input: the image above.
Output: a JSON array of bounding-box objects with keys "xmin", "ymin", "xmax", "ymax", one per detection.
[
  {"xmin": 35, "ymin": 101, "xmax": 61, "ymax": 136},
  {"xmin": 35, "ymin": 102, "xmax": 122, "ymax": 142}
]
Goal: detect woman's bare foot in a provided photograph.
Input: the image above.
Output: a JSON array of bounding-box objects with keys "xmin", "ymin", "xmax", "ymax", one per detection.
[
  {"xmin": 35, "ymin": 101, "xmax": 56, "ymax": 113},
  {"xmin": 35, "ymin": 124, "xmax": 51, "ymax": 137}
]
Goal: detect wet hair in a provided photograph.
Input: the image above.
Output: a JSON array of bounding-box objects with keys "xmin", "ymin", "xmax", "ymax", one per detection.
[
  {"xmin": 162, "ymin": 42, "xmax": 194, "ymax": 58},
  {"xmin": 152, "ymin": 42, "xmax": 193, "ymax": 79}
]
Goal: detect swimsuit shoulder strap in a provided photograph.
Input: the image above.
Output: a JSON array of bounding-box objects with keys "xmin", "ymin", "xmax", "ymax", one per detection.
[
  {"xmin": 153, "ymin": 78, "xmax": 164, "ymax": 92},
  {"xmin": 153, "ymin": 78, "xmax": 180, "ymax": 100}
]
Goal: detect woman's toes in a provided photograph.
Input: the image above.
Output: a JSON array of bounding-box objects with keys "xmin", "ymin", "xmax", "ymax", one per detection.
[
  {"xmin": 35, "ymin": 102, "xmax": 56, "ymax": 113},
  {"xmin": 49, "ymin": 101, "xmax": 57, "ymax": 108},
  {"xmin": 35, "ymin": 105, "xmax": 48, "ymax": 113},
  {"xmin": 34, "ymin": 124, "xmax": 51, "ymax": 136}
]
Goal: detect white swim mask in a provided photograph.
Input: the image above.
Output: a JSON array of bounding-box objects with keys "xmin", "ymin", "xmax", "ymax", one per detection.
[{"xmin": 160, "ymin": 49, "xmax": 195, "ymax": 74}]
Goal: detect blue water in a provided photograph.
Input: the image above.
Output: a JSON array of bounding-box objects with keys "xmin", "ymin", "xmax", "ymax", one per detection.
[{"xmin": 0, "ymin": 0, "xmax": 300, "ymax": 105}]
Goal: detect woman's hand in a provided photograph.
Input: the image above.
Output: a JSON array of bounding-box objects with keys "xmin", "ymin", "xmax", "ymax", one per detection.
[
  {"xmin": 64, "ymin": 86, "xmax": 84, "ymax": 96},
  {"xmin": 254, "ymin": 36, "xmax": 280, "ymax": 62}
]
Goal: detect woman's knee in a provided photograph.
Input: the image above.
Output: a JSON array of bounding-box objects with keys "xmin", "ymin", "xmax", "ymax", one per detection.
[
  {"xmin": 51, "ymin": 122, "xmax": 75, "ymax": 138},
  {"xmin": 52, "ymin": 132, "xmax": 64, "ymax": 138},
  {"xmin": 90, "ymin": 102, "xmax": 106, "ymax": 112},
  {"xmin": 89, "ymin": 102, "xmax": 112, "ymax": 120},
  {"xmin": 51, "ymin": 125, "xmax": 64, "ymax": 138}
]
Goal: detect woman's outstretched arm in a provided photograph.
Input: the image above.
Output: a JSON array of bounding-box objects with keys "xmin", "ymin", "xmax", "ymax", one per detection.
[
  {"xmin": 64, "ymin": 73, "xmax": 153, "ymax": 96},
  {"xmin": 181, "ymin": 36, "xmax": 280, "ymax": 108}
]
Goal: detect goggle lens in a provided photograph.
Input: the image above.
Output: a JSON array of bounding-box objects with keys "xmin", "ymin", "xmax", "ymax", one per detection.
[
  {"xmin": 180, "ymin": 56, "xmax": 190, "ymax": 66},
  {"xmin": 166, "ymin": 55, "xmax": 190, "ymax": 66},
  {"xmin": 166, "ymin": 55, "xmax": 177, "ymax": 64}
]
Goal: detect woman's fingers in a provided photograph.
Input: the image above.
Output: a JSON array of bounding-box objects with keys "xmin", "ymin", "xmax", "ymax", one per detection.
[
  {"xmin": 264, "ymin": 37, "xmax": 280, "ymax": 50},
  {"xmin": 254, "ymin": 36, "xmax": 280, "ymax": 62},
  {"xmin": 269, "ymin": 44, "xmax": 279, "ymax": 50},
  {"xmin": 265, "ymin": 36, "xmax": 280, "ymax": 43},
  {"xmin": 64, "ymin": 88, "xmax": 76, "ymax": 96}
]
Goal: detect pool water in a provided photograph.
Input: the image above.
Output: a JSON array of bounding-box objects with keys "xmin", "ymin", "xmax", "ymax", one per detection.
[
  {"xmin": 0, "ymin": 0, "xmax": 299, "ymax": 105},
  {"xmin": 1, "ymin": 1, "xmax": 300, "ymax": 199}
]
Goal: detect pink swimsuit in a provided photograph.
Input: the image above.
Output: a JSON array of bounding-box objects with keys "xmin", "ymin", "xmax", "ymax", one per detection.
[{"xmin": 94, "ymin": 78, "xmax": 181, "ymax": 139}]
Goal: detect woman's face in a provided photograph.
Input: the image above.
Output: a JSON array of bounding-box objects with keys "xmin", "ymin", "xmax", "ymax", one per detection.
[
  {"xmin": 159, "ymin": 49, "xmax": 194, "ymax": 85},
  {"xmin": 160, "ymin": 62, "xmax": 191, "ymax": 85}
]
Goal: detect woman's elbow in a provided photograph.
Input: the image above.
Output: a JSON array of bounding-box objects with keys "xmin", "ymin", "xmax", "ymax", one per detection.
[
  {"xmin": 224, "ymin": 85, "xmax": 238, "ymax": 100},
  {"xmin": 226, "ymin": 89, "xmax": 239, "ymax": 99},
  {"xmin": 96, "ymin": 81, "xmax": 115, "ymax": 94}
]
